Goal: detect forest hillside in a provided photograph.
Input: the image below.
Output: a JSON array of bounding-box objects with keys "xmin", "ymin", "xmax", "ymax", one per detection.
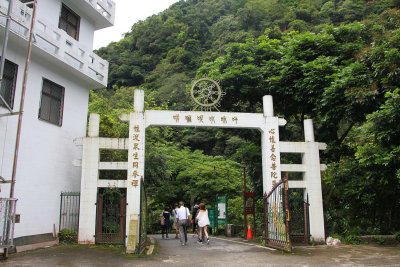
[{"xmin": 91, "ymin": 0, "xmax": 400, "ymax": 238}]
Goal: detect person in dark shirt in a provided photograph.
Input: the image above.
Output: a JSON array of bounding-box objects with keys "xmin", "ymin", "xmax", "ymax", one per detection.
[
  {"xmin": 192, "ymin": 204, "xmax": 199, "ymax": 233},
  {"xmin": 161, "ymin": 207, "xmax": 172, "ymax": 239}
]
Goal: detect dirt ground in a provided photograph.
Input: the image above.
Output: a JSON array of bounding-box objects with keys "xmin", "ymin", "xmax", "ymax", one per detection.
[{"xmin": 1, "ymin": 235, "xmax": 400, "ymax": 267}]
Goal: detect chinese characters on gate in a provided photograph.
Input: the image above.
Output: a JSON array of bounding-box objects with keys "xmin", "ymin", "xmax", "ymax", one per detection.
[
  {"xmin": 172, "ymin": 114, "xmax": 238, "ymax": 124},
  {"xmin": 131, "ymin": 124, "xmax": 140, "ymax": 187},
  {"xmin": 268, "ymin": 128, "xmax": 278, "ymax": 188}
]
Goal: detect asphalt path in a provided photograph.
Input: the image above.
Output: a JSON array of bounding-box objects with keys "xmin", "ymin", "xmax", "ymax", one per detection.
[
  {"xmin": 2, "ymin": 234, "xmax": 400, "ymax": 266},
  {"xmin": 148, "ymin": 234, "xmax": 400, "ymax": 266}
]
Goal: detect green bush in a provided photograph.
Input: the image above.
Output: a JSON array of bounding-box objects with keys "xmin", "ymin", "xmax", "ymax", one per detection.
[
  {"xmin": 227, "ymin": 196, "xmax": 244, "ymax": 228},
  {"xmin": 58, "ymin": 229, "xmax": 78, "ymax": 243},
  {"xmin": 344, "ymin": 234, "xmax": 361, "ymax": 245},
  {"xmin": 373, "ymin": 236, "xmax": 386, "ymax": 245},
  {"xmin": 394, "ymin": 231, "xmax": 400, "ymax": 243}
]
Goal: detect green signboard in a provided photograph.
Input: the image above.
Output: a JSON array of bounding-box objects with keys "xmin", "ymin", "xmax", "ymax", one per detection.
[
  {"xmin": 216, "ymin": 195, "xmax": 228, "ymax": 224},
  {"xmin": 207, "ymin": 207, "xmax": 216, "ymax": 229}
]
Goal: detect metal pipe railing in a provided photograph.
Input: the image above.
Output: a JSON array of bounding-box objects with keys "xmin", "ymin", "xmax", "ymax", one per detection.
[{"xmin": 10, "ymin": 0, "xmax": 37, "ymax": 198}]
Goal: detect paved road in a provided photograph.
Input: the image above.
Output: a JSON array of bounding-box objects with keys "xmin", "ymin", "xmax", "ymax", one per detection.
[
  {"xmin": 150, "ymin": 234, "xmax": 400, "ymax": 266},
  {"xmin": 2, "ymin": 234, "xmax": 400, "ymax": 266}
]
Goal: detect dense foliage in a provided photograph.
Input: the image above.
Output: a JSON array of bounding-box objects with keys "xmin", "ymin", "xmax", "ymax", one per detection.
[{"xmin": 91, "ymin": 0, "xmax": 400, "ymax": 237}]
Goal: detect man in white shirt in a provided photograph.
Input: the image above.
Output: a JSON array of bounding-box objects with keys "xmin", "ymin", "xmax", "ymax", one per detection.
[{"xmin": 176, "ymin": 201, "xmax": 190, "ymax": 245}]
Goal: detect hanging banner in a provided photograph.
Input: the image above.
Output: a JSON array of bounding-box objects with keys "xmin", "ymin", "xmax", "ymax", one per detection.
[{"xmin": 244, "ymin": 192, "xmax": 255, "ymax": 215}]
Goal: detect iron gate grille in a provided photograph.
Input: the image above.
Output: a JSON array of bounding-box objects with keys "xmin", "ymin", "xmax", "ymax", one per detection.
[
  {"xmin": 264, "ymin": 179, "xmax": 292, "ymax": 252},
  {"xmin": 0, "ymin": 198, "xmax": 17, "ymax": 248},
  {"xmin": 289, "ymin": 191, "xmax": 310, "ymax": 244},
  {"xmin": 96, "ymin": 188, "xmax": 126, "ymax": 244},
  {"xmin": 138, "ymin": 178, "xmax": 147, "ymax": 254},
  {"xmin": 59, "ymin": 192, "xmax": 80, "ymax": 233}
]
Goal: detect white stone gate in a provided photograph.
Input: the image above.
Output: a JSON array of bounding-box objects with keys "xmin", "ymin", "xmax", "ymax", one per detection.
[{"xmin": 76, "ymin": 89, "xmax": 326, "ymax": 252}]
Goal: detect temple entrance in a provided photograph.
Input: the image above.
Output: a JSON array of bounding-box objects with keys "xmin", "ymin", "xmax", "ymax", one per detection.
[{"xmin": 77, "ymin": 88, "xmax": 326, "ymax": 254}]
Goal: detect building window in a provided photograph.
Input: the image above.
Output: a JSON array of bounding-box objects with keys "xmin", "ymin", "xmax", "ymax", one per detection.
[
  {"xmin": 20, "ymin": 0, "xmax": 34, "ymax": 8},
  {"xmin": 39, "ymin": 79, "xmax": 64, "ymax": 126},
  {"xmin": 58, "ymin": 4, "xmax": 80, "ymax": 40},
  {"xmin": 0, "ymin": 59, "xmax": 18, "ymax": 109}
]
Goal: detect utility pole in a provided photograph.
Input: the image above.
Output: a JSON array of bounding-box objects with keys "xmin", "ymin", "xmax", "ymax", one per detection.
[{"xmin": 242, "ymin": 162, "xmax": 247, "ymax": 239}]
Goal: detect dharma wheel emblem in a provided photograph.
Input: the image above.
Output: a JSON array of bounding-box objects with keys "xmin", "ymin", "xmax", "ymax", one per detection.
[{"xmin": 190, "ymin": 78, "xmax": 225, "ymax": 111}]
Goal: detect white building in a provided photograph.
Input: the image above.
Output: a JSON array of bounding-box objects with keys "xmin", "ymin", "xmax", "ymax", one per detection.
[{"xmin": 0, "ymin": 0, "xmax": 115, "ymax": 248}]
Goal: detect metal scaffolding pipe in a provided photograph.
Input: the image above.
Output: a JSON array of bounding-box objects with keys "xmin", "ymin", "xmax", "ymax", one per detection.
[{"xmin": 10, "ymin": 0, "xmax": 37, "ymax": 198}]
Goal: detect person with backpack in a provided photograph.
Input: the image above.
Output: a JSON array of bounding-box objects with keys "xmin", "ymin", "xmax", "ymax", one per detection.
[
  {"xmin": 161, "ymin": 207, "xmax": 171, "ymax": 239},
  {"xmin": 192, "ymin": 204, "xmax": 199, "ymax": 233}
]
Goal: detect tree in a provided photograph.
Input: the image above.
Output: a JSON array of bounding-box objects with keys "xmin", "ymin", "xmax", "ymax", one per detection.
[{"xmin": 324, "ymin": 89, "xmax": 400, "ymax": 234}]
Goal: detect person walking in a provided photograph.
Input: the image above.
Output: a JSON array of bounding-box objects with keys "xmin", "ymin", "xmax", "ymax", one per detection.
[
  {"xmin": 161, "ymin": 207, "xmax": 171, "ymax": 239},
  {"xmin": 172, "ymin": 203, "xmax": 179, "ymax": 239},
  {"xmin": 176, "ymin": 201, "xmax": 190, "ymax": 246},
  {"xmin": 192, "ymin": 204, "xmax": 199, "ymax": 234},
  {"xmin": 196, "ymin": 203, "xmax": 210, "ymax": 244}
]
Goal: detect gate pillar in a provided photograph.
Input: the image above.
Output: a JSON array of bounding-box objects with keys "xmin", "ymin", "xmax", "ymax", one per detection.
[
  {"xmin": 261, "ymin": 95, "xmax": 282, "ymax": 194},
  {"xmin": 302, "ymin": 119, "xmax": 325, "ymax": 242},
  {"xmin": 126, "ymin": 89, "xmax": 145, "ymax": 253},
  {"xmin": 78, "ymin": 114, "xmax": 100, "ymax": 244}
]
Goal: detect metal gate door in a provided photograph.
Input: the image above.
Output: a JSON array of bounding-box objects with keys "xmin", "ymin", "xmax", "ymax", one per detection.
[
  {"xmin": 264, "ymin": 179, "xmax": 291, "ymax": 252},
  {"xmin": 96, "ymin": 188, "xmax": 126, "ymax": 244},
  {"xmin": 59, "ymin": 192, "xmax": 80, "ymax": 233},
  {"xmin": 289, "ymin": 191, "xmax": 310, "ymax": 244}
]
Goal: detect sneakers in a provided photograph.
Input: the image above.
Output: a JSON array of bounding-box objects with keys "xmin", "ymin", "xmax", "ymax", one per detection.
[
  {"xmin": 197, "ymin": 240, "xmax": 203, "ymax": 244},
  {"xmin": 207, "ymin": 238, "xmax": 210, "ymax": 244}
]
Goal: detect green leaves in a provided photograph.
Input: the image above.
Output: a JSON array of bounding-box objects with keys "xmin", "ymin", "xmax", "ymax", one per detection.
[
  {"xmin": 144, "ymin": 143, "xmax": 242, "ymax": 209},
  {"xmin": 90, "ymin": 0, "xmax": 400, "ymax": 235},
  {"xmin": 325, "ymin": 89, "xmax": 400, "ymax": 235}
]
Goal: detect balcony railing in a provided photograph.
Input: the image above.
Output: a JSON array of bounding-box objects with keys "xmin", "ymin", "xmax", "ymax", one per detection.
[
  {"xmin": 85, "ymin": 0, "xmax": 115, "ymax": 24},
  {"xmin": 0, "ymin": 0, "xmax": 109, "ymax": 88}
]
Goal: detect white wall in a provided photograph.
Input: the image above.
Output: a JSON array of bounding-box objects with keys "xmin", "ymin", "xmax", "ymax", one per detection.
[
  {"xmin": 0, "ymin": 45, "xmax": 25, "ymax": 185},
  {"xmin": 36, "ymin": 0, "xmax": 95, "ymax": 48},
  {"xmin": 0, "ymin": 44, "xmax": 89, "ymax": 238}
]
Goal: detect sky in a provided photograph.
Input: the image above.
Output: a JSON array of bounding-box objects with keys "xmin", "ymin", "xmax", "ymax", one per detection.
[{"xmin": 93, "ymin": 0, "xmax": 180, "ymax": 49}]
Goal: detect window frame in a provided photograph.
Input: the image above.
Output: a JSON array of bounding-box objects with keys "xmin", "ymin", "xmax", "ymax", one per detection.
[
  {"xmin": 38, "ymin": 78, "xmax": 65, "ymax": 126},
  {"xmin": 58, "ymin": 4, "xmax": 80, "ymax": 41},
  {"xmin": 19, "ymin": 0, "xmax": 34, "ymax": 8},
  {"xmin": 0, "ymin": 59, "xmax": 18, "ymax": 110}
]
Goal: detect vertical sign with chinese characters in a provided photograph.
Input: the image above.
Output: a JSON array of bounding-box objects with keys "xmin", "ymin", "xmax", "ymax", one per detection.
[
  {"xmin": 263, "ymin": 118, "xmax": 282, "ymax": 194},
  {"xmin": 268, "ymin": 128, "xmax": 278, "ymax": 187},
  {"xmin": 126, "ymin": 111, "xmax": 145, "ymax": 253},
  {"xmin": 130, "ymin": 123, "xmax": 143, "ymax": 187}
]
